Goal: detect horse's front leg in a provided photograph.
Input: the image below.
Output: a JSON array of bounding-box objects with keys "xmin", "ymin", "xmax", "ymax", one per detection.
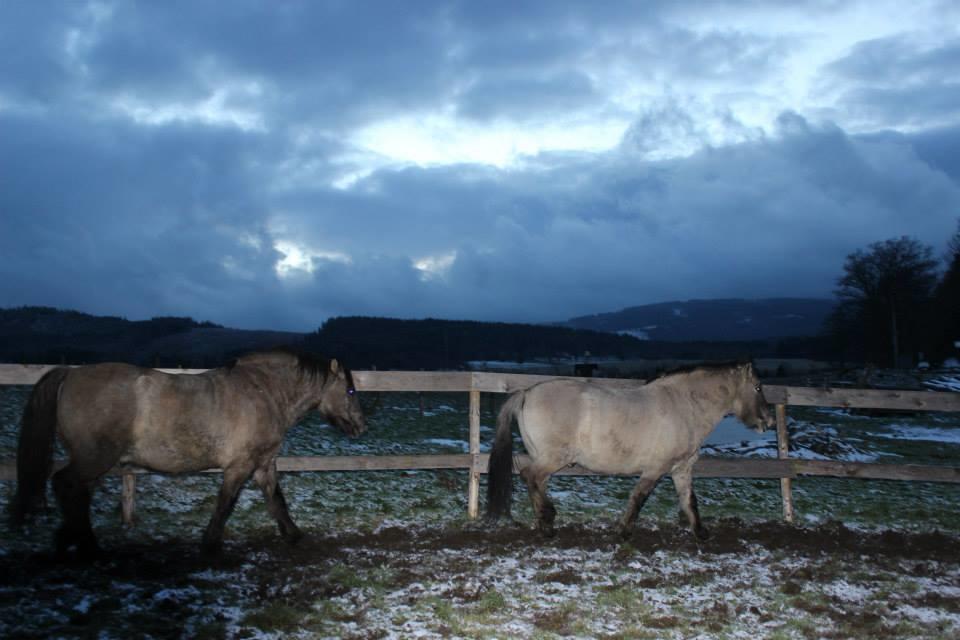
[
  {"xmin": 202, "ymin": 461, "xmax": 256, "ymax": 555},
  {"xmin": 671, "ymin": 459, "xmax": 709, "ymax": 541},
  {"xmin": 618, "ymin": 473, "xmax": 661, "ymax": 540},
  {"xmin": 254, "ymin": 458, "xmax": 302, "ymax": 545}
]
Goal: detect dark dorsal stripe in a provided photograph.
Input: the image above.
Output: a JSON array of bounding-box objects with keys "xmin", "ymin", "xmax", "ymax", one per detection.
[{"xmin": 651, "ymin": 360, "xmax": 750, "ymax": 383}]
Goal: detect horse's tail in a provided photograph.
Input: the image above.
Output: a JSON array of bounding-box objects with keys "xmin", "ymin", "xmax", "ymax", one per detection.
[
  {"xmin": 486, "ymin": 390, "xmax": 524, "ymax": 520},
  {"xmin": 10, "ymin": 367, "xmax": 69, "ymax": 525}
]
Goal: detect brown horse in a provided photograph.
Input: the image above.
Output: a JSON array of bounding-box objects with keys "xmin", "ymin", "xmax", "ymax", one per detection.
[
  {"xmin": 10, "ymin": 350, "xmax": 366, "ymax": 557},
  {"xmin": 486, "ymin": 361, "xmax": 774, "ymax": 539}
]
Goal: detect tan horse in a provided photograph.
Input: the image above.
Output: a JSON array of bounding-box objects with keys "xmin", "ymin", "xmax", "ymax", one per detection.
[
  {"xmin": 486, "ymin": 362, "xmax": 774, "ymax": 539},
  {"xmin": 11, "ymin": 350, "xmax": 366, "ymax": 558}
]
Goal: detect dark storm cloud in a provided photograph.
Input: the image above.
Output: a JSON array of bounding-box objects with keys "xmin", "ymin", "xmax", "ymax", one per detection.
[
  {"xmin": 823, "ymin": 35, "xmax": 960, "ymax": 128},
  {"xmin": 1, "ymin": 1, "xmax": 959, "ymax": 330},
  {"xmin": 0, "ymin": 107, "xmax": 280, "ymax": 322}
]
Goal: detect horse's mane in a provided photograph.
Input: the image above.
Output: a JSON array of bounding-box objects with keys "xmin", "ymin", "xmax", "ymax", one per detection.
[
  {"xmin": 649, "ymin": 359, "xmax": 751, "ymax": 383},
  {"xmin": 228, "ymin": 348, "xmax": 355, "ymax": 387}
]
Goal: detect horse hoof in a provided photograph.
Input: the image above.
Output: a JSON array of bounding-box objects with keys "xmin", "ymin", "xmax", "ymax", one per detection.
[
  {"xmin": 618, "ymin": 527, "xmax": 633, "ymax": 541},
  {"xmin": 694, "ymin": 527, "xmax": 711, "ymax": 541},
  {"xmin": 284, "ymin": 529, "xmax": 304, "ymax": 546},
  {"xmin": 200, "ymin": 538, "xmax": 223, "ymax": 557},
  {"xmin": 537, "ymin": 525, "xmax": 557, "ymax": 539},
  {"xmin": 482, "ymin": 514, "xmax": 517, "ymax": 529},
  {"xmin": 76, "ymin": 544, "xmax": 102, "ymax": 564}
]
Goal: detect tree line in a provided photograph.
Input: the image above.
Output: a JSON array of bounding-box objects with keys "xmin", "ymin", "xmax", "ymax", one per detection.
[{"xmin": 825, "ymin": 221, "xmax": 960, "ymax": 367}]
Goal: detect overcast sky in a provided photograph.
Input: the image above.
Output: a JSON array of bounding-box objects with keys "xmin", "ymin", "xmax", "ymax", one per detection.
[{"xmin": 2, "ymin": 1, "xmax": 959, "ymax": 331}]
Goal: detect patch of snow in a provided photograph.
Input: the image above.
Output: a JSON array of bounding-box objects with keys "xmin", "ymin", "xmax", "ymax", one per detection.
[
  {"xmin": 617, "ymin": 328, "xmax": 650, "ymax": 340},
  {"xmin": 925, "ymin": 375, "xmax": 960, "ymax": 392},
  {"xmin": 822, "ymin": 579, "xmax": 872, "ymax": 603},
  {"xmin": 814, "ymin": 407, "xmax": 872, "ymax": 420},
  {"xmin": 422, "ymin": 438, "xmax": 469, "ymax": 451},
  {"xmin": 869, "ymin": 424, "xmax": 960, "ymax": 445},
  {"xmin": 896, "ymin": 604, "xmax": 960, "ymax": 626},
  {"xmin": 73, "ymin": 595, "xmax": 94, "ymax": 614},
  {"xmin": 702, "ymin": 420, "xmax": 878, "ymax": 462}
]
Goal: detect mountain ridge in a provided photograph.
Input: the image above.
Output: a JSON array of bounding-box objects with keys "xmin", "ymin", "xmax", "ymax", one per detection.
[{"xmin": 563, "ymin": 298, "xmax": 835, "ymax": 342}]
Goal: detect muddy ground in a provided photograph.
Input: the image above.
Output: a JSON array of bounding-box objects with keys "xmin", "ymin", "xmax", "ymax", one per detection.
[{"xmin": 2, "ymin": 518, "xmax": 959, "ymax": 639}]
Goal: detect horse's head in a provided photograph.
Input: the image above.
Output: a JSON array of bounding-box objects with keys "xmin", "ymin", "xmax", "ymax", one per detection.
[
  {"xmin": 732, "ymin": 362, "xmax": 775, "ymax": 433},
  {"xmin": 318, "ymin": 359, "xmax": 367, "ymax": 437}
]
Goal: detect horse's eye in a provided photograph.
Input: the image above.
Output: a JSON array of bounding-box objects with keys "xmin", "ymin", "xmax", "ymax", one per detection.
[
  {"xmin": 347, "ymin": 388, "xmax": 356, "ymax": 396},
  {"xmin": 755, "ymin": 384, "xmax": 762, "ymax": 393}
]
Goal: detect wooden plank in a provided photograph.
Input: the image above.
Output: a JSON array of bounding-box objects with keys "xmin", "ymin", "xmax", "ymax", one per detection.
[
  {"xmin": 121, "ymin": 473, "xmax": 136, "ymax": 526},
  {"xmin": 0, "ymin": 363, "xmax": 210, "ymax": 385},
  {"xmin": 0, "ymin": 364, "xmax": 62, "ymax": 385},
  {"xmin": 2, "ymin": 455, "xmax": 958, "ymax": 483},
  {"xmin": 467, "ymin": 390, "xmax": 481, "ymax": 519},
  {"xmin": 274, "ymin": 454, "xmax": 474, "ymax": 472},
  {"xmin": 776, "ymin": 404, "xmax": 795, "ymax": 523},
  {"xmin": 780, "ymin": 386, "xmax": 960, "ymax": 412},
  {"xmin": 352, "ymin": 370, "xmax": 474, "ymax": 392},
  {"xmin": 762, "ymin": 384, "xmax": 789, "ymax": 404},
  {"xmin": 2, "ymin": 364, "xmax": 957, "ymax": 413},
  {"xmin": 790, "ymin": 459, "xmax": 960, "ymax": 483}
]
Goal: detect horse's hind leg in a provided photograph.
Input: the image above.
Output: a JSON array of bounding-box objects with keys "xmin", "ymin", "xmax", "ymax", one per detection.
[
  {"xmin": 618, "ymin": 473, "xmax": 661, "ymax": 540},
  {"xmin": 202, "ymin": 461, "xmax": 256, "ymax": 555},
  {"xmin": 671, "ymin": 461, "xmax": 709, "ymax": 540},
  {"xmin": 52, "ymin": 464, "xmax": 103, "ymax": 560},
  {"xmin": 520, "ymin": 462, "xmax": 558, "ymax": 538},
  {"xmin": 254, "ymin": 459, "xmax": 302, "ymax": 545}
]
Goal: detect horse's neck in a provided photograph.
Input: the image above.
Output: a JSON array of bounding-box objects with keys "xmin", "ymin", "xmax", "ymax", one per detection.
[
  {"xmin": 281, "ymin": 374, "xmax": 321, "ymax": 426},
  {"xmin": 667, "ymin": 370, "xmax": 737, "ymax": 431},
  {"xmin": 240, "ymin": 365, "xmax": 318, "ymax": 427}
]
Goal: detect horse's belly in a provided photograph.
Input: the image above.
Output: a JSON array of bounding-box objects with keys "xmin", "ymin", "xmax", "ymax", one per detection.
[
  {"xmin": 575, "ymin": 416, "xmax": 679, "ymax": 476},
  {"xmin": 122, "ymin": 441, "xmax": 217, "ymax": 473},
  {"xmin": 575, "ymin": 448, "xmax": 651, "ymax": 475},
  {"xmin": 125, "ymin": 420, "xmax": 222, "ymax": 473}
]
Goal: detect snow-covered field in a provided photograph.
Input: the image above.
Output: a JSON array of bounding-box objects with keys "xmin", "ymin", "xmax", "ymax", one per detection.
[{"xmin": 1, "ymin": 387, "xmax": 959, "ymax": 639}]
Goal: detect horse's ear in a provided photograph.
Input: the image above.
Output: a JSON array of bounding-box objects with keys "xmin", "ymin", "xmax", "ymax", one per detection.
[{"xmin": 329, "ymin": 359, "xmax": 341, "ymax": 375}]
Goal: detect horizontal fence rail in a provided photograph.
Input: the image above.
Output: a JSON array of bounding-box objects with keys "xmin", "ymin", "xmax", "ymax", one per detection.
[
  {"xmin": 3, "ymin": 454, "xmax": 958, "ymax": 483},
  {"xmin": 1, "ymin": 364, "xmax": 958, "ymax": 524}
]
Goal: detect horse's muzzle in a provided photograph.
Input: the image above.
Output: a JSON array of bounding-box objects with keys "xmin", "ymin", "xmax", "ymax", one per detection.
[{"xmin": 336, "ymin": 417, "xmax": 367, "ymax": 438}]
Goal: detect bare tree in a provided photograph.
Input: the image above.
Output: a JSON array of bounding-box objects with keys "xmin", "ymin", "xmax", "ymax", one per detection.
[
  {"xmin": 934, "ymin": 220, "xmax": 960, "ymax": 361},
  {"xmin": 947, "ymin": 219, "xmax": 960, "ymax": 262},
  {"xmin": 833, "ymin": 236, "xmax": 938, "ymax": 367}
]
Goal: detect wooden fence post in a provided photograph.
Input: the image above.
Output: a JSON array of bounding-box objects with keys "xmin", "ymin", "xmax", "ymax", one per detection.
[
  {"xmin": 776, "ymin": 403, "xmax": 795, "ymax": 523},
  {"xmin": 467, "ymin": 389, "xmax": 481, "ymax": 519},
  {"xmin": 121, "ymin": 472, "xmax": 136, "ymax": 526}
]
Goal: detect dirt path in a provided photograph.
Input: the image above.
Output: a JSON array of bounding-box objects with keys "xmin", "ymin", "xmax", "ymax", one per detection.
[{"xmin": 3, "ymin": 520, "xmax": 959, "ymax": 639}]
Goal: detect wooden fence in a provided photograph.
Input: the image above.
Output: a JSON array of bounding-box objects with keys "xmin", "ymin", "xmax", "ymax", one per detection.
[{"xmin": 1, "ymin": 364, "xmax": 958, "ymax": 525}]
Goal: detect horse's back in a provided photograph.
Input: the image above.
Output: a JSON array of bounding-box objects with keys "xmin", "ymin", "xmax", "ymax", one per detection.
[{"xmin": 520, "ymin": 379, "xmax": 699, "ymax": 475}]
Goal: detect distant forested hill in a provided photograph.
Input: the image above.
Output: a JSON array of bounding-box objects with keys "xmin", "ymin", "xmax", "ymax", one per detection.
[
  {"xmin": 0, "ymin": 307, "xmax": 302, "ymax": 367},
  {"xmin": 0, "ymin": 306, "xmax": 834, "ymax": 369},
  {"xmin": 301, "ymin": 316, "xmax": 827, "ymax": 370},
  {"xmin": 302, "ymin": 316, "xmax": 649, "ymax": 370},
  {"xmin": 563, "ymin": 298, "xmax": 834, "ymax": 342}
]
